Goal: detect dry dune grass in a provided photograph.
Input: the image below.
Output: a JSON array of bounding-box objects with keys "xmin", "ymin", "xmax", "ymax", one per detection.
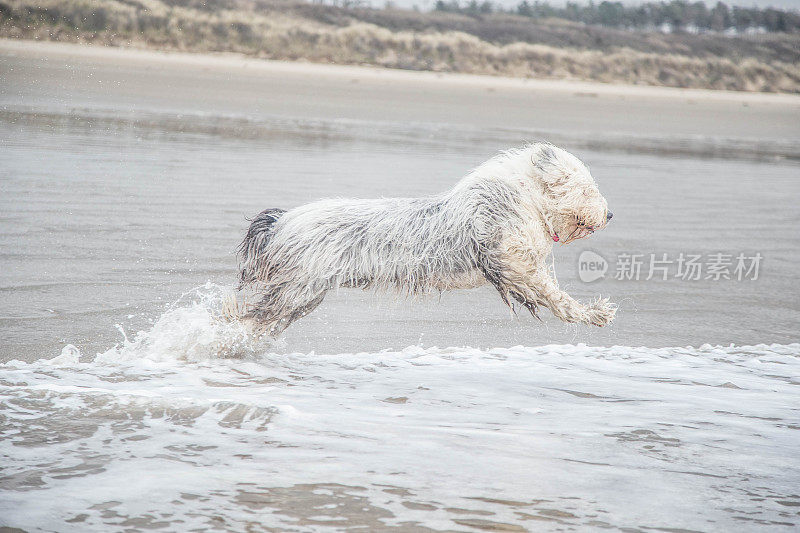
[{"xmin": 1, "ymin": 0, "xmax": 798, "ymax": 93}]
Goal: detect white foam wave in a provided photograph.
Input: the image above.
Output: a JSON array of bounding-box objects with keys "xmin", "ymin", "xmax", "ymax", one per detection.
[{"xmin": 1, "ymin": 286, "xmax": 798, "ymax": 532}]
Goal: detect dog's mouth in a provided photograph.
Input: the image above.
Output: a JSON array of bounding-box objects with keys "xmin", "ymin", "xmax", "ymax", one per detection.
[
  {"xmin": 555, "ymin": 217, "xmax": 598, "ymax": 244},
  {"xmin": 561, "ymin": 225, "xmax": 595, "ymax": 244},
  {"xmin": 553, "ymin": 213, "xmax": 612, "ymax": 244}
]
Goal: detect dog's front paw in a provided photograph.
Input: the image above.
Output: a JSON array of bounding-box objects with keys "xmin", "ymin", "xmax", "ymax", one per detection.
[{"xmin": 585, "ymin": 298, "xmax": 617, "ymax": 327}]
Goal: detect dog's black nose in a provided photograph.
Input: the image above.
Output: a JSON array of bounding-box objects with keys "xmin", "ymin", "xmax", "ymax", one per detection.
[{"xmin": 606, "ymin": 211, "xmax": 613, "ymax": 221}]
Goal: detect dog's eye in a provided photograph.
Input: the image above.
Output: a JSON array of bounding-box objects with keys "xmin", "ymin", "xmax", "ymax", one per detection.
[{"xmin": 576, "ymin": 217, "xmax": 585, "ymax": 227}]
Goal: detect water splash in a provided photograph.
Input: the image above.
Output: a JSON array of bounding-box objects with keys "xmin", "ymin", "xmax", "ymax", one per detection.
[{"xmin": 94, "ymin": 282, "xmax": 279, "ymax": 364}]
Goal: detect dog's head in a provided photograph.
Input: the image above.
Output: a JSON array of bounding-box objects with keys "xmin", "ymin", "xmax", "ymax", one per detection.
[{"xmin": 531, "ymin": 143, "xmax": 612, "ymax": 244}]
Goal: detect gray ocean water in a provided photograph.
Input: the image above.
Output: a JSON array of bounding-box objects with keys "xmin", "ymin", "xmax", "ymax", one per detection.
[
  {"xmin": 1, "ymin": 107, "xmax": 799, "ymax": 359},
  {"xmin": 1, "ymin": 45, "xmax": 800, "ymax": 532}
]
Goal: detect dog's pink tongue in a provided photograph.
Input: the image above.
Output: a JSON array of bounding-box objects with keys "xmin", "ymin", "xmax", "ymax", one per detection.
[{"xmin": 552, "ymin": 233, "xmax": 559, "ymax": 242}]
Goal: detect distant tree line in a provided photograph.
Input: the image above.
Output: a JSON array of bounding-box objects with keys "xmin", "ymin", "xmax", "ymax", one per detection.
[{"xmin": 433, "ymin": 1, "xmax": 800, "ymax": 33}]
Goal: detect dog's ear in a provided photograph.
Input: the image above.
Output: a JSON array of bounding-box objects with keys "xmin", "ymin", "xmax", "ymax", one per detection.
[
  {"xmin": 532, "ymin": 143, "xmax": 557, "ymax": 173},
  {"xmin": 532, "ymin": 143, "xmax": 573, "ymax": 192}
]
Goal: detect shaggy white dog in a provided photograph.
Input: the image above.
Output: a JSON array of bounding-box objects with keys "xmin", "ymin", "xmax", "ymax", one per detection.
[{"xmin": 238, "ymin": 142, "xmax": 616, "ymax": 335}]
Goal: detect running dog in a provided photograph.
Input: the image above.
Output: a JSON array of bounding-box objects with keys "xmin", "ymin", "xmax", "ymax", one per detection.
[{"xmin": 238, "ymin": 143, "xmax": 616, "ymax": 335}]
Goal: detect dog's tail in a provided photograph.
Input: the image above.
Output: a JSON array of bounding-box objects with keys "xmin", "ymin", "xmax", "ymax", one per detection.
[{"xmin": 237, "ymin": 208, "xmax": 286, "ymax": 289}]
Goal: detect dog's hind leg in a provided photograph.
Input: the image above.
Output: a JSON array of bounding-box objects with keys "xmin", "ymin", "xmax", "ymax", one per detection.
[
  {"xmin": 268, "ymin": 291, "xmax": 327, "ymax": 336},
  {"xmin": 246, "ymin": 285, "xmax": 328, "ymax": 337}
]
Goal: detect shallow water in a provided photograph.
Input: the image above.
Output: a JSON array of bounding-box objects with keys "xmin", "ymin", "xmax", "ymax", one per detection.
[
  {"xmin": 1, "ymin": 288, "xmax": 799, "ymax": 531},
  {"xmin": 1, "ymin": 46, "xmax": 800, "ymax": 531},
  {"xmin": 1, "ymin": 106, "xmax": 799, "ymax": 358}
]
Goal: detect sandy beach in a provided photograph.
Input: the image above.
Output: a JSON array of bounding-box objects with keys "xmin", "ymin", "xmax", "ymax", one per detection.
[{"xmin": 2, "ymin": 39, "xmax": 799, "ymax": 145}]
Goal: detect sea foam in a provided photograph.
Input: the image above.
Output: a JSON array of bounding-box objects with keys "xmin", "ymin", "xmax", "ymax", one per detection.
[{"xmin": 1, "ymin": 285, "xmax": 798, "ymax": 532}]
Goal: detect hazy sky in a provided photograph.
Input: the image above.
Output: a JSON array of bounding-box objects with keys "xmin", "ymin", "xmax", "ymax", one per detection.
[{"xmin": 374, "ymin": 0, "xmax": 800, "ymax": 11}]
